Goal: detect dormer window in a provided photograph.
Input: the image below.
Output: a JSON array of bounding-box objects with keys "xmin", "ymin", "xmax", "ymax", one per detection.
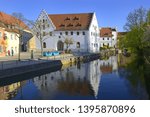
[
  {"xmin": 76, "ymin": 23, "xmax": 81, "ymax": 27},
  {"xmin": 67, "ymin": 23, "xmax": 73, "ymax": 27},
  {"xmin": 73, "ymin": 17, "xmax": 79, "ymax": 20},
  {"xmin": 60, "ymin": 24, "xmax": 65, "ymax": 27},
  {"xmin": 65, "ymin": 17, "xmax": 70, "ymax": 20}
]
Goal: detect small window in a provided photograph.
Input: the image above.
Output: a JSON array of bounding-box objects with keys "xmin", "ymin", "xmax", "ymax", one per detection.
[
  {"xmin": 83, "ymin": 32, "xmax": 85, "ymax": 35},
  {"xmin": 107, "ymin": 38, "xmax": 109, "ymax": 40},
  {"xmin": 0, "ymin": 46, "xmax": 2, "ymax": 52},
  {"xmin": 43, "ymin": 32, "xmax": 46, "ymax": 36},
  {"xmin": 43, "ymin": 42, "xmax": 46, "ymax": 48},
  {"xmin": 103, "ymin": 38, "xmax": 104, "ymax": 40},
  {"xmin": 65, "ymin": 32, "xmax": 68, "ymax": 35},
  {"xmin": 71, "ymin": 32, "xmax": 73, "ymax": 35},
  {"xmin": 77, "ymin": 32, "xmax": 79, "ymax": 35},
  {"xmin": 43, "ymin": 25, "xmax": 45, "ymax": 30},
  {"xmin": 0, "ymin": 32, "xmax": 2, "ymax": 38},
  {"xmin": 11, "ymin": 34, "xmax": 13, "ymax": 40},
  {"xmin": 43, "ymin": 19, "xmax": 45, "ymax": 23},
  {"xmin": 15, "ymin": 47, "xmax": 17, "ymax": 52},
  {"xmin": 59, "ymin": 36, "xmax": 61, "ymax": 38},
  {"xmin": 65, "ymin": 17, "xmax": 70, "ymax": 20},
  {"xmin": 50, "ymin": 32, "xmax": 52, "ymax": 36},
  {"xmin": 60, "ymin": 32, "xmax": 62, "ymax": 35}
]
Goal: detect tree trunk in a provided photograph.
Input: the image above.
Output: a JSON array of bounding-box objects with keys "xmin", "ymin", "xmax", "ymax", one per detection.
[
  {"xmin": 18, "ymin": 37, "xmax": 21, "ymax": 61},
  {"xmin": 40, "ymin": 40, "xmax": 43, "ymax": 57}
]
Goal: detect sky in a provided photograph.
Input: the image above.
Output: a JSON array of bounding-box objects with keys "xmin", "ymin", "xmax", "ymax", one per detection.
[{"xmin": 0, "ymin": 0, "xmax": 150, "ymax": 31}]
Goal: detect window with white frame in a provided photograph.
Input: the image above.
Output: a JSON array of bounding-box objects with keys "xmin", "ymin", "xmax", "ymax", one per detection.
[{"xmin": 0, "ymin": 32, "xmax": 2, "ymax": 38}]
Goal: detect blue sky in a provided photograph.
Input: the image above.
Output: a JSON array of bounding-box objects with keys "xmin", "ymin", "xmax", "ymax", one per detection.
[{"xmin": 0, "ymin": 0, "xmax": 149, "ymax": 31}]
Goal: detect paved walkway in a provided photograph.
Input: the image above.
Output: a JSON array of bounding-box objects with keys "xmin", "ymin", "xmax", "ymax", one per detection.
[
  {"xmin": 0, "ymin": 52, "xmax": 74, "ymax": 70},
  {"xmin": 0, "ymin": 52, "xmax": 41, "ymax": 62}
]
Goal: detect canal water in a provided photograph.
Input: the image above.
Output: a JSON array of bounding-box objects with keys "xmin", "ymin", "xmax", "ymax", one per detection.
[{"xmin": 0, "ymin": 55, "xmax": 149, "ymax": 100}]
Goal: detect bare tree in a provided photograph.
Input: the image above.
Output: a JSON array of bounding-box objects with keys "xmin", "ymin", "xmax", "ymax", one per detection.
[
  {"xmin": 29, "ymin": 20, "xmax": 51, "ymax": 57},
  {"xmin": 124, "ymin": 7, "xmax": 147, "ymax": 31},
  {"xmin": 63, "ymin": 37, "xmax": 73, "ymax": 52},
  {"xmin": 11, "ymin": 12, "xmax": 29, "ymax": 61}
]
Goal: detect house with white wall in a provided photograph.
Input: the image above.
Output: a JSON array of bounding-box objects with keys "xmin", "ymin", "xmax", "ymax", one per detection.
[
  {"xmin": 99, "ymin": 27, "xmax": 117, "ymax": 48},
  {"xmin": 33, "ymin": 10, "xmax": 100, "ymax": 53}
]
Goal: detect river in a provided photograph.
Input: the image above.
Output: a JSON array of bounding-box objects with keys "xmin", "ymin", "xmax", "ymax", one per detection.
[{"xmin": 0, "ymin": 55, "xmax": 149, "ymax": 100}]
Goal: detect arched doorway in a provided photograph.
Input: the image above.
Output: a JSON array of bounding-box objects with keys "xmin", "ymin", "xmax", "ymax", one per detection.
[
  {"xmin": 43, "ymin": 42, "xmax": 46, "ymax": 48},
  {"xmin": 76, "ymin": 42, "xmax": 80, "ymax": 48},
  {"xmin": 57, "ymin": 40, "xmax": 64, "ymax": 51}
]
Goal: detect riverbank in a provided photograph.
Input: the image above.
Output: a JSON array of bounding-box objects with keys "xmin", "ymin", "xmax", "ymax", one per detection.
[{"xmin": 0, "ymin": 53, "xmax": 100, "ymax": 79}]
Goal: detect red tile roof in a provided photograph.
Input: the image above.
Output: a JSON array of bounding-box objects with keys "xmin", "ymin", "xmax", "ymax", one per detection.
[
  {"xmin": 48, "ymin": 13, "xmax": 93, "ymax": 31},
  {"xmin": 100, "ymin": 66, "xmax": 112, "ymax": 74},
  {"xmin": 100, "ymin": 27, "xmax": 113, "ymax": 37},
  {"xmin": 0, "ymin": 12, "xmax": 28, "ymax": 30}
]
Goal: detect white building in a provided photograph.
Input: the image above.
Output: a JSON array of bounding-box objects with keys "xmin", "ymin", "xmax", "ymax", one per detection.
[
  {"xmin": 99, "ymin": 27, "xmax": 117, "ymax": 48},
  {"xmin": 33, "ymin": 10, "xmax": 100, "ymax": 53}
]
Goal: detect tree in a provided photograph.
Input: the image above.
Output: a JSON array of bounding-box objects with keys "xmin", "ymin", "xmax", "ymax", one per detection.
[
  {"xmin": 64, "ymin": 38, "xmax": 73, "ymax": 52},
  {"xmin": 11, "ymin": 12, "xmax": 30, "ymax": 61},
  {"xmin": 29, "ymin": 20, "xmax": 51, "ymax": 57},
  {"xmin": 123, "ymin": 7, "xmax": 150, "ymax": 56},
  {"xmin": 124, "ymin": 7, "xmax": 147, "ymax": 31}
]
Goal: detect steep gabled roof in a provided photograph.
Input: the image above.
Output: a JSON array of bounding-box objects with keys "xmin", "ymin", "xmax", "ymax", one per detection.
[{"xmin": 48, "ymin": 13, "xmax": 93, "ymax": 31}]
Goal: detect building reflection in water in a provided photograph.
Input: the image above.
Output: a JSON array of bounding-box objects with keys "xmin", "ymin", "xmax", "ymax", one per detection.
[
  {"xmin": 0, "ymin": 55, "xmax": 149, "ymax": 100},
  {"xmin": 0, "ymin": 81, "xmax": 26, "ymax": 100},
  {"xmin": 33, "ymin": 60, "xmax": 102, "ymax": 99}
]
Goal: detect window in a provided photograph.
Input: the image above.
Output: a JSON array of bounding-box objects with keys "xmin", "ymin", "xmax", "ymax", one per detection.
[
  {"xmin": 43, "ymin": 25, "xmax": 45, "ymax": 30},
  {"xmin": 60, "ymin": 32, "xmax": 62, "ymax": 35},
  {"xmin": 0, "ymin": 46, "xmax": 2, "ymax": 52},
  {"xmin": 71, "ymin": 32, "xmax": 73, "ymax": 35},
  {"xmin": 59, "ymin": 36, "xmax": 61, "ymax": 38},
  {"xmin": 107, "ymin": 38, "xmax": 109, "ymax": 40},
  {"xmin": 82, "ymin": 32, "xmax": 85, "ymax": 35},
  {"xmin": 103, "ymin": 38, "xmax": 104, "ymax": 40},
  {"xmin": 50, "ymin": 32, "xmax": 52, "ymax": 36},
  {"xmin": 11, "ymin": 34, "xmax": 13, "ymax": 40},
  {"xmin": 65, "ymin": 32, "xmax": 68, "ymax": 35},
  {"xmin": 77, "ymin": 32, "xmax": 79, "ymax": 35},
  {"xmin": 15, "ymin": 47, "xmax": 17, "ymax": 52},
  {"xmin": 0, "ymin": 32, "xmax": 2, "ymax": 38},
  {"xmin": 76, "ymin": 42, "xmax": 80, "ymax": 48},
  {"xmin": 43, "ymin": 32, "xmax": 46, "ymax": 36},
  {"xmin": 43, "ymin": 42, "xmax": 46, "ymax": 48},
  {"xmin": 43, "ymin": 19, "xmax": 45, "ymax": 23}
]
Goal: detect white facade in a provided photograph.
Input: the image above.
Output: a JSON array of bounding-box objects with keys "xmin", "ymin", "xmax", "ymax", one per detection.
[
  {"xmin": 34, "ymin": 10, "xmax": 100, "ymax": 53},
  {"xmin": 99, "ymin": 28, "xmax": 117, "ymax": 48}
]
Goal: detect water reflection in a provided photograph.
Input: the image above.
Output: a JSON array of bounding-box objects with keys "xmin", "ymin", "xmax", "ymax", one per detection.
[
  {"xmin": 32, "ymin": 60, "xmax": 102, "ymax": 99},
  {"xmin": 0, "ymin": 55, "xmax": 149, "ymax": 100},
  {"xmin": 0, "ymin": 81, "xmax": 26, "ymax": 100}
]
